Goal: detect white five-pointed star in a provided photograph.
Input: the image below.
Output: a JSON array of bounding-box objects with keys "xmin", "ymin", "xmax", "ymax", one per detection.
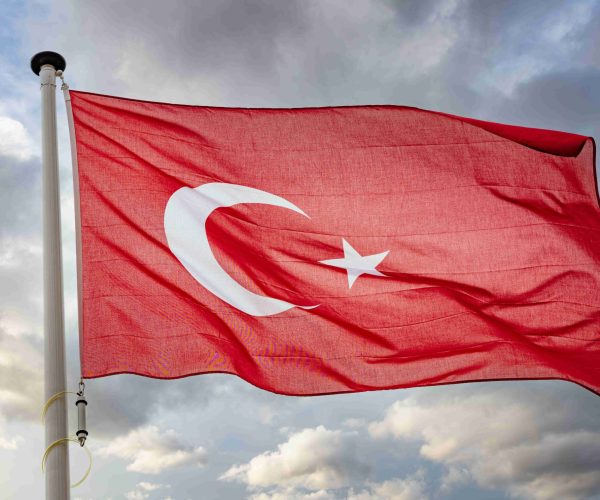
[{"xmin": 320, "ymin": 239, "xmax": 390, "ymax": 288}]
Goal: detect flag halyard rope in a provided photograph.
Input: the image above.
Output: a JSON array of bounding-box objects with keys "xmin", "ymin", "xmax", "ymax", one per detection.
[
  {"xmin": 41, "ymin": 378, "xmax": 91, "ymax": 488},
  {"xmin": 41, "ymin": 435, "xmax": 92, "ymax": 488}
]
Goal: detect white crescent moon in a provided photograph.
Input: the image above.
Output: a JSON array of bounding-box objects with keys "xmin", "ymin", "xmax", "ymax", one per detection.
[{"xmin": 164, "ymin": 182, "xmax": 318, "ymax": 317}]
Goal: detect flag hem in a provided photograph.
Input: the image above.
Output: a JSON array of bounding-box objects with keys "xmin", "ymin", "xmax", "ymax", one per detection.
[
  {"xmin": 69, "ymin": 90, "xmax": 592, "ymax": 158},
  {"xmin": 79, "ymin": 369, "xmax": 600, "ymax": 397}
]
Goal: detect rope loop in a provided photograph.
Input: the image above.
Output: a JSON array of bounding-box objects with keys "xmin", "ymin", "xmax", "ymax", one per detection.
[
  {"xmin": 41, "ymin": 391, "xmax": 76, "ymax": 421},
  {"xmin": 41, "ymin": 436, "xmax": 92, "ymax": 488}
]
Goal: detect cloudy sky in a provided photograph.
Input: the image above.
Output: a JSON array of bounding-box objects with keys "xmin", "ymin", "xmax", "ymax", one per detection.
[{"xmin": 1, "ymin": 0, "xmax": 600, "ymax": 499}]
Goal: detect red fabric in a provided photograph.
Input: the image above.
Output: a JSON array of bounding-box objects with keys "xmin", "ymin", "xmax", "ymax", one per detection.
[
  {"xmin": 436, "ymin": 111, "xmax": 591, "ymax": 157},
  {"xmin": 70, "ymin": 90, "xmax": 600, "ymax": 395}
]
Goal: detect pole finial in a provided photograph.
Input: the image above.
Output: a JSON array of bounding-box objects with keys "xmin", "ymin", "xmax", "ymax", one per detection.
[{"xmin": 31, "ymin": 51, "xmax": 66, "ymax": 76}]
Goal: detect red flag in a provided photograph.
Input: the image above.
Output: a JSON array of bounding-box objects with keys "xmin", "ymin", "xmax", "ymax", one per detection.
[{"xmin": 70, "ymin": 90, "xmax": 600, "ymax": 395}]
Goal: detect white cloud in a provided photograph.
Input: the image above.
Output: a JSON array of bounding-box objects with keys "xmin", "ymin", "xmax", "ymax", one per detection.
[
  {"xmin": 125, "ymin": 491, "xmax": 148, "ymax": 500},
  {"xmin": 0, "ymin": 329, "xmax": 42, "ymax": 421},
  {"xmin": 369, "ymin": 392, "xmax": 600, "ymax": 499},
  {"xmin": 138, "ymin": 481, "xmax": 169, "ymax": 491},
  {"xmin": 248, "ymin": 481, "xmax": 430, "ymax": 500},
  {"xmin": 0, "ymin": 239, "xmax": 43, "ymax": 340},
  {"xmin": 125, "ymin": 481, "xmax": 170, "ymax": 500},
  {"xmin": 234, "ymin": 472, "xmax": 428, "ymax": 500},
  {"xmin": 342, "ymin": 418, "xmax": 366, "ymax": 429},
  {"xmin": 249, "ymin": 487, "xmax": 335, "ymax": 500},
  {"xmin": 0, "ymin": 418, "xmax": 23, "ymax": 450},
  {"xmin": 348, "ymin": 474, "xmax": 428, "ymax": 500},
  {"xmin": 221, "ymin": 425, "xmax": 369, "ymax": 490},
  {"xmin": 0, "ymin": 116, "xmax": 33, "ymax": 161},
  {"xmin": 98, "ymin": 425, "xmax": 206, "ymax": 474}
]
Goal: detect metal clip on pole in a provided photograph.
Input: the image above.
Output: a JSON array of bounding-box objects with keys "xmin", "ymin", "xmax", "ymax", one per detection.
[{"xmin": 75, "ymin": 380, "xmax": 87, "ymax": 447}]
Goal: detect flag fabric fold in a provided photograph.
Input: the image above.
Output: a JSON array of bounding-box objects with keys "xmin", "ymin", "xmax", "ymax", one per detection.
[{"xmin": 70, "ymin": 90, "xmax": 600, "ymax": 395}]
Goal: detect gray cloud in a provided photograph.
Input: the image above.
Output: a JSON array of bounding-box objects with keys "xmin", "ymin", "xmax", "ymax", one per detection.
[
  {"xmin": 489, "ymin": 68, "xmax": 600, "ymax": 137},
  {"xmin": 0, "ymin": 327, "xmax": 43, "ymax": 421},
  {"xmin": 0, "ymin": 152, "xmax": 40, "ymax": 237},
  {"xmin": 0, "ymin": 151, "xmax": 44, "ymax": 423},
  {"xmin": 77, "ymin": 370, "xmax": 221, "ymax": 438},
  {"xmin": 18, "ymin": 0, "xmax": 600, "ymax": 127},
  {"xmin": 370, "ymin": 386, "xmax": 600, "ymax": 499},
  {"xmin": 218, "ymin": 383, "xmax": 600, "ymax": 499}
]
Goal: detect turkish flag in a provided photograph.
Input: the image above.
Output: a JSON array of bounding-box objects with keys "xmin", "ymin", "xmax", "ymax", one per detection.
[{"xmin": 70, "ymin": 90, "xmax": 600, "ymax": 395}]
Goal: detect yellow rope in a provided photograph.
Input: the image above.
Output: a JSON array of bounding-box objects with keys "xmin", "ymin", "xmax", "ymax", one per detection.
[
  {"xmin": 41, "ymin": 390, "xmax": 92, "ymax": 487},
  {"xmin": 41, "ymin": 436, "xmax": 92, "ymax": 488},
  {"xmin": 41, "ymin": 391, "xmax": 77, "ymax": 421}
]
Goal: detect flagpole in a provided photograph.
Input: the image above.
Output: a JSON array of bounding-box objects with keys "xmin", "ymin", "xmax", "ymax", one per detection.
[{"xmin": 31, "ymin": 51, "xmax": 71, "ymax": 500}]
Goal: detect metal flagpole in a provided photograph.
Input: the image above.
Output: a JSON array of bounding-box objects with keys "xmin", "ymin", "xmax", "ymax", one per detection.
[{"xmin": 31, "ymin": 51, "xmax": 71, "ymax": 500}]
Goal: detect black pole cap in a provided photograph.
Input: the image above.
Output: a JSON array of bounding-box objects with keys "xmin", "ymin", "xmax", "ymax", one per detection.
[{"xmin": 30, "ymin": 51, "xmax": 66, "ymax": 75}]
